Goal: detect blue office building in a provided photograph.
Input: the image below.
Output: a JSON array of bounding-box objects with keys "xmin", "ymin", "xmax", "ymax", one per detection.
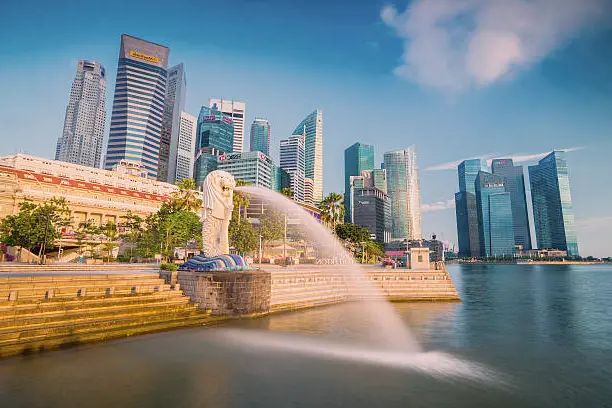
[
  {"xmin": 344, "ymin": 142, "xmax": 375, "ymax": 222},
  {"xmin": 250, "ymin": 118, "xmax": 270, "ymax": 156},
  {"xmin": 475, "ymin": 171, "xmax": 515, "ymax": 257},
  {"xmin": 528, "ymin": 151, "xmax": 579, "ymax": 257},
  {"xmin": 193, "ymin": 106, "xmax": 233, "ymax": 186},
  {"xmin": 104, "ymin": 34, "xmax": 169, "ymax": 178},
  {"xmin": 455, "ymin": 159, "xmax": 487, "ymax": 257},
  {"xmin": 491, "ymin": 159, "xmax": 532, "ymax": 250}
]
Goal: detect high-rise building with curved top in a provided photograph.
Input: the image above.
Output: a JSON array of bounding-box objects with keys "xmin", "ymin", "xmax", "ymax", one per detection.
[
  {"xmin": 292, "ymin": 109, "xmax": 323, "ymax": 203},
  {"xmin": 383, "ymin": 147, "xmax": 422, "ymax": 241},
  {"xmin": 104, "ymin": 34, "xmax": 169, "ymax": 179},
  {"xmin": 56, "ymin": 60, "xmax": 107, "ymax": 168}
]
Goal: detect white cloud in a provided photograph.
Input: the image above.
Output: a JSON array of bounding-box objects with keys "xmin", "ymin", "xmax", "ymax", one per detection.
[
  {"xmin": 381, "ymin": 0, "xmax": 606, "ymax": 91},
  {"xmin": 426, "ymin": 147, "xmax": 584, "ymax": 171},
  {"xmin": 422, "ymin": 199, "xmax": 455, "ymax": 212}
]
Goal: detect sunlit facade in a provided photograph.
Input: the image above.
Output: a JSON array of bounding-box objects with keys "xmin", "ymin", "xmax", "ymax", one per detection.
[
  {"xmin": 292, "ymin": 110, "xmax": 323, "ymax": 203},
  {"xmin": 383, "ymin": 147, "xmax": 422, "ymax": 240},
  {"xmin": 104, "ymin": 34, "xmax": 169, "ymax": 178},
  {"xmin": 528, "ymin": 151, "xmax": 579, "ymax": 257},
  {"xmin": 344, "ymin": 142, "xmax": 374, "ymax": 222},
  {"xmin": 56, "ymin": 60, "xmax": 107, "ymax": 168}
]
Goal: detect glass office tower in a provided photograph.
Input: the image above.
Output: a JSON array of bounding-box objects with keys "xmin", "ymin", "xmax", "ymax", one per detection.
[
  {"xmin": 292, "ymin": 110, "xmax": 323, "ymax": 203},
  {"xmin": 193, "ymin": 106, "xmax": 233, "ymax": 186},
  {"xmin": 250, "ymin": 118, "xmax": 270, "ymax": 156},
  {"xmin": 455, "ymin": 159, "xmax": 488, "ymax": 257},
  {"xmin": 383, "ymin": 147, "xmax": 422, "ymax": 240},
  {"xmin": 344, "ymin": 142, "xmax": 375, "ymax": 222},
  {"xmin": 528, "ymin": 151, "xmax": 579, "ymax": 257},
  {"xmin": 475, "ymin": 171, "xmax": 515, "ymax": 257},
  {"xmin": 104, "ymin": 34, "xmax": 169, "ymax": 178},
  {"xmin": 492, "ymin": 158, "xmax": 532, "ymax": 250}
]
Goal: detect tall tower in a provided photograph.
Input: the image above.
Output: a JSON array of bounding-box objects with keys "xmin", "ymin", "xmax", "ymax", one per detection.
[
  {"xmin": 492, "ymin": 158, "xmax": 532, "ymax": 250},
  {"xmin": 209, "ymin": 98, "xmax": 246, "ymax": 153},
  {"xmin": 454, "ymin": 159, "xmax": 488, "ymax": 257},
  {"xmin": 279, "ymin": 134, "xmax": 305, "ymax": 202},
  {"xmin": 292, "ymin": 110, "xmax": 323, "ymax": 203},
  {"xmin": 56, "ymin": 60, "xmax": 106, "ymax": 168},
  {"xmin": 475, "ymin": 171, "xmax": 515, "ymax": 257},
  {"xmin": 528, "ymin": 151, "xmax": 579, "ymax": 256},
  {"xmin": 193, "ymin": 106, "xmax": 233, "ymax": 186},
  {"xmin": 250, "ymin": 117, "xmax": 270, "ymax": 156},
  {"xmin": 344, "ymin": 142, "xmax": 375, "ymax": 222},
  {"xmin": 158, "ymin": 63, "xmax": 187, "ymax": 182},
  {"xmin": 174, "ymin": 112, "xmax": 197, "ymax": 183},
  {"xmin": 104, "ymin": 34, "xmax": 169, "ymax": 178},
  {"xmin": 383, "ymin": 147, "xmax": 422, "ymax": 240}
]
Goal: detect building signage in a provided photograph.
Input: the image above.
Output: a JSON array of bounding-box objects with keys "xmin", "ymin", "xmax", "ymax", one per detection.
[
  {"xmin": 203, "ymin": 115, "xmax": 217, "ymax": 121},
  {"xmin": 129, "ymin": 50, "xmax": 159, "ymax": 63},
  {"xmin": 222, "ymin": 117, "xmax": 233, "ymax": 125},
  {"xmin": 219, "ymin": 155, "xmax": 227, "ymax": 161}
]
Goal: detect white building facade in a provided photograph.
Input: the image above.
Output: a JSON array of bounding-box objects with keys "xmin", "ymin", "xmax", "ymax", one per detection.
[
  {"xmin": 280, "ymin": 134, "xmax": 305, "ymax": 202},
  {"xmin": 217, "ymin": 151, "xmax": 274, "ymax": 189},
  {"xmin": 56, "ymin": 60, "xmax": 107, "ymax": 168},
  {"xmin": 292, "ymin": 110, "xmax": 323, "ymax": 203},
  {"xmin": 174, "ymin": 112, "xmax": 197, "ymax": 183}
]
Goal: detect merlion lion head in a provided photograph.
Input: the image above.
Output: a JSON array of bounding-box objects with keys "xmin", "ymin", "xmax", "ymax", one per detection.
[{"xmin": 202, "ymin": 170, "xmax": 236, "ymax": 219}]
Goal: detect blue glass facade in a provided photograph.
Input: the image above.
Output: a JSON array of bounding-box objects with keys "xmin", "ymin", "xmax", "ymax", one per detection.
[
  {"xmin": 492, "ymin": 159, "xmax": 532, "ymax": 250},
  {"xmin": 105, "ymin": 35, "xmax": 169, "ymax": 178},
  {"xmin": 250, "ymin": 118, "xmax": 270, "ymax": 156},
  {"xmin": 455, "ymin": 159, "xmax": 488, "ymax": 257},
  {"xmin": 272, "ymin": 166, "xmax": 290, "ymax": 192},
  {"xmin": 195, "ymin": 106, "xmax": 234, "ymax": 154},
  {"xmin": 528, "ymin": 151, "xmax": 579, "ymax": 257},
  {"xmin": 475, "ymin": 171, "xmax": 515, "ymax": 257},
  {"xmin": 344, "ymin": 142, "xmax": 375, "ymax": 222}
]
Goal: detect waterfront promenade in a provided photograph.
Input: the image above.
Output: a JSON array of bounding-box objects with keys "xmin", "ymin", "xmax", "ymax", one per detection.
[{"xmin": 0, "ymin": 262, "xmax": 459, "ymax": 358}]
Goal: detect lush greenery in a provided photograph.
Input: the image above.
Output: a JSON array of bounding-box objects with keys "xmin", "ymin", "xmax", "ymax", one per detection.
[
  {"xmin": 335, "ymin": 223, "xmax": 385, "ymax": 263},
  {"xmin": 319, "ymin": 192, "xmax": 344, "ymax": 230},
  {"xmin": 0, "ymin": 198, "xmax": 71, "ymax": 262},
  {"xmin": 228, "ymin": 180, "xmax": 258, "ymax": 254},
  {"xmin": 160, "ymin": 262, "xmax": 179, "ymax": 271}
]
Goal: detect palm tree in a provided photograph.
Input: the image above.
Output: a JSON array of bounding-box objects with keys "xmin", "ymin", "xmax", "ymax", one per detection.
[
  {"xmin": 319, "ymin": 192, "xmax": 344, "ymax": 231},
  {"xmin": 280, "ymin": 187, "xmax": 293, "ymax": 199},
  {"xmin": 172, "ymin": 178, "xmax": 202, "ymax": 212}
]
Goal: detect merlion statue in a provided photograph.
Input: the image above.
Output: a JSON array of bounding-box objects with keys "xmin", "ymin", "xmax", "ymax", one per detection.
[
  {"xmin": 178, "ymin": 170, "xmax": 250, "ymax": 271},
  {"xmin": 201, "ymin": 170, "xmax": 236, "ymax": 257}
]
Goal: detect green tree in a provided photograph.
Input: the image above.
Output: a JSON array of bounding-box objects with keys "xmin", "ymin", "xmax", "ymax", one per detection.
[
  {"xmin": 259, "ymin": 208, "xmax": 284, "ymax": 242},
  {"xmin": 167, "ymin": 210, "xmax": 202, "ymax": 260},
  {"xmin": 171, "ymin": 178, "xmax": 202, "ymax": 212},
  {"xmin": 0, "ymin": 200, "xmax": 39, "ymax": 261},
  {"xmin": 229, "ymin": 218, "xmax": 258, "ymax": 255},
  {"xmin": 280, "ymin": 187, "xmax": 293, "ymax": 198},
  {"xmin": 319, "ymin": 192, "xmax": 344, "ymax": 231},
  {"xmin": 335, "ymin": 223, "xmax": 370, "ymax": 244},
  {"xmin": 119, "ymin": 212, "xmax": 143, "ymax": 260},
  {"xmin": 100, "ymin": 221, "xmax": 119, "ymax": 262}
]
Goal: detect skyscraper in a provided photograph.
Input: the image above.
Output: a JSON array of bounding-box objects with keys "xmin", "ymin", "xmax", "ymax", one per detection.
[
  {"xmin": 492, "ymin": 158, "xmax": 532, "ymax": 250},
  {"xmin": 475, "ymin": 171, "xmax": 515, "ymax": 257},
  {"xmin": 104, "ymin": 34, "xmax": 169, "ymax": 178},
  {"xmin": 280, "ymin": 134, "xmax": 305, "ymax": 202},
  {"xmin": 209, "ymin": 99, "xmax": 246, "ymax": 153},
  {"xmin": 383, "ymin": 147, "xmax": 422, "ymax": 240},
  {"xmin": 158, "ymin": 63, "xmax": 187, "ymax": 183},
  {"xmin": 455, "ymin": 159, "xmax": 488, "ymax": 257},
  {"xmin": 193, "ymin": 106, "xmax": 233, "ymax": 186},
  {"xmin": 362, "ymin": 168, "xmax": 387, "ymax": 194},
  {"xmin": 304, "ymin": 178, "xmax": 314, "ymax": 206},
  {"xmin": 344, "ymin": 142, "xmax": 375, "ymax": 222},
  {"xmin": 250, "ymin": 118, "xmax": 270, "ymax": 156},
  {"xmin": 352, "ymin": 187, "xmax": 391, "ymax": 244},
  {"xmin": 217, "ymin": 151, "xmax": 274, "ymax": 189},
  {"xmin": 528, "ymin": 151, "xmax": 579, "ymax": 256},
  {"xmin": 292, "ymin": 110, "xmax": 323, "ymax": 203},
  {"xmin": 56, "ymin": 60, "xmax": 107, "ymax": 168},
  {"xmin": 173, "ymin": 112, "xmax": 197, "ymax": 183}
]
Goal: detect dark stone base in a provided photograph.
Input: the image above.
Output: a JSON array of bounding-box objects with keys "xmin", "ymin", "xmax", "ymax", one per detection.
[{"xmin": 177, "ymin": 270, "xmax": 271, "ymax": 316}]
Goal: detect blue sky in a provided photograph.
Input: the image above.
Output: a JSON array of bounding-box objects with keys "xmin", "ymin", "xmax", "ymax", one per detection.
[{"xmin": 1, "ymin": 0, "xmax": 611, "ymax": 256}]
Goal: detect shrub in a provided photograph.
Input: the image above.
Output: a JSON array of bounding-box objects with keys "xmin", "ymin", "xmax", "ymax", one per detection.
[
  {"xmin": 160, "ymin": 263, "xmax": 178, "ymax": 271},
  {"xmin": 116, "ymin": 254, "xmax": 131, "ymax": 263}
]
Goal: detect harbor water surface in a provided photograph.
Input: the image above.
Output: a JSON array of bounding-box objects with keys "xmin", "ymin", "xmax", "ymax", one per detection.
[{"xmin": 1, "ymin": 264, "xmax": 611, "ymax": 407}]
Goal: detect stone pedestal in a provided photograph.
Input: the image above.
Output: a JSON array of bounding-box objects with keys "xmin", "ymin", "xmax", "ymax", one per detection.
[{"xmin": 178, "ymin": 270, "xmax": 271, "ymax": 316}]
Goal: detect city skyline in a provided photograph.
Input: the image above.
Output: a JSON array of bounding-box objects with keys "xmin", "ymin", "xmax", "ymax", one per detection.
[{"xmin": 1, "ymin": 0, "xmax": 611, "ymax": 256}]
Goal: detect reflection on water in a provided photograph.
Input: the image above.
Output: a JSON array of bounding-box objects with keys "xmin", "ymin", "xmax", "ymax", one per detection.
[{"xmin": 1, "ymin": 264, "xmax": 611, "ymax": 408}]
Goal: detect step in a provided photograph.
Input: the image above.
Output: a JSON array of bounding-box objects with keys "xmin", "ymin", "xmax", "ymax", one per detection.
[{"xmin": 0, "ymin": 297, "xmax": 192, "ymax": 328}]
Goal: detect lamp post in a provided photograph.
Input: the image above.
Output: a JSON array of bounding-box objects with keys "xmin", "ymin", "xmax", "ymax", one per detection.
[{"xmin": 259, "ymin": 234, "xmax": 262, "ymax": 265}]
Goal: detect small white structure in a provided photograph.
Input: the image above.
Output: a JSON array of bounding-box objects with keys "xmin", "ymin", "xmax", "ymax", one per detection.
[{"xmin": 408, "ymin": 247, "xmax": 430, "ymax": 270}]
